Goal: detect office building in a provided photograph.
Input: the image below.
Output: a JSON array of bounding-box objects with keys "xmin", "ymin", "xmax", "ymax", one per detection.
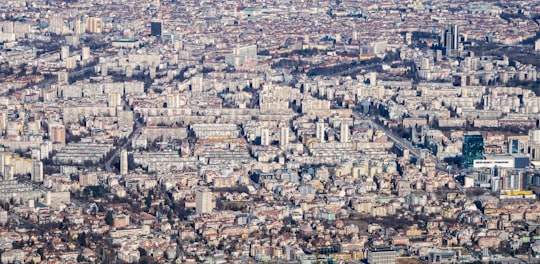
[
  {"xmin": 441, "ymin": 24, "xmax": 459, "ymax": 55},
  {"xmin": 120, "ymin": 149, "xmax": 128, "ymax": 175},
  {"xmin": 196, "ymin": 189, "xmax": 214, "ymax": 214},
  {"xmin": 473, "ymin": 154, "xmax": 529, "ymax": 169},
  {"xmin": 367, "ymin": 247, "xmax": 396, "ymax": 264},
  {"xmin": 462, "ymin": 132, "xmax": 484, "ymax": 168},
  {"xmin": 151, "ymin": 20, "xmax": 162, "ymax": 37},
  {"xmin": 428, "ymin": 251, "xmax": 456, "ymax": 263}
]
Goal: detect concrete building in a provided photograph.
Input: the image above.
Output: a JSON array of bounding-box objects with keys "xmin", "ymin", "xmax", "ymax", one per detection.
[
  {"xmin": 316, "ymin": 121, "xmax": 325, "ymax": 142},
  {"xmin": 196, "ymin": 188, "xmax": 214, "ymax": 214},
  {"xmin": 31, "ymin": 159, "xmax": 43, "ymax": 183},
  {"xmin": 367, "ymin": 247, "xmax": 396, "ymax": 264},
  {"xmin": 340, "ymin": 122, "xmax": 349, "ymax": 143},
  {"xmin": 120, "ymin": 149, "xmax": 128, "ymax": 175},
  {"xmin": 280, "ymin": 126, "xmax": 289, "ymax": 147},
  {"xmin": 261, "ymin": 128, "xmax": 270, "ymax": 146},
  {"xmin": 49, "ymin": 124, "xmax": 66, "ymax": 147},
  {"xmin": 473, "ymin": 154, "xmax": 530, "ymax": 169},
  {"xmin": 86, "ymin": 17, "xmax": 102, "ymax": 33}
]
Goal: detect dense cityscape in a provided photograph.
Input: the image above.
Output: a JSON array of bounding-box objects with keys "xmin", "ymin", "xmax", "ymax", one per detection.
[{"xmin": 0, "ymin": 0, "xmax": 540, "ymax": 263}]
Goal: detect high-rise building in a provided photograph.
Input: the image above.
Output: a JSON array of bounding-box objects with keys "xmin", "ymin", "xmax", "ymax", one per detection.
[
  {"xmin": 31, "ymin": 160, "xmax": 43, "ymax": 183},
  {"xmin": 81, "ymin": 46, "xmax": 90, "ymax": 60},
  {"xmin": 462, "ymin": 132, "xmax": 484, "ymax": 168},
  {"xmin": 260, "ymin": 128, "xmax": 270, "ymax": 146},
  {"xmin": 501, "ymin": 173, "xmax": 523, "ymax": 191},
  {"xmin": 86, "ymin": 17, "xmax": 102, "ymax": 33},
  {"xmin": 4, "ymin": 165, "xmax": 13, "ymax": 181},
  {"xmin": 80, "ymin": 173, "xmax": 98, "ymax": 187},
  {"xmin": 316, "ymin": 122, "xmax": 325, "ymax": 142},
  {"xmin": 442, "ymin": 24, "xmax": 459, "ymax": 55},
  {"xmin": 527, "ymin": 130, "xmax": 540, "ymax": 160},
  {"xmin": 369, "ymin": 72, "xmax": 377, "ymax": 86},
  {"xmin": 49, "ymin": 124, "xmax": 66, "ymax": 147},
  {"xmin": 280, "ymin": 126, "xmax": 289, "ymax": 147},
  {"xmin": 451, "ymin": 24, "xmax": 459, "ymax": 50},
  {"xmin": 0, "ymin": 152, "xmax": 10, "ymax": 181},
  {"xmin": 120, "ymin": 149, "xmax": 128, "ymax": 175},
  {"xmin": 340, "ymin": 122, "xmax": 349, "ymax": 143},
  {"xmin": 196, "ymin": 189, "xmax": 213, "ymax": 214},
  {"xmin": 61, "ymin": 46, "xmax": 69, "ymax": 61},
  {"xmin": 74, "ymin": 17, "xmax": 85, "ymax": 35},
  {"xmin": 49, "ymin": 15, "xmax": 64, "ymax": 35},
  {"xmin": 151, "ymin": 20, "xmax": 162, "ymax": 37}
]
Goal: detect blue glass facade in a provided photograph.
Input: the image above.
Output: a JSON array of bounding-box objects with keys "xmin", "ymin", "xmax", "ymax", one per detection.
[{"xmin": 463, "ymin": 133, "xmax": 484, "ymax": 168}]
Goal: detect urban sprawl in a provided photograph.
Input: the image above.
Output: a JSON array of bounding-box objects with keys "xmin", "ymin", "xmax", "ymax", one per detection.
[{"xmin": 0, "ymin": 0, "xmax": 540, "ymax": 263}]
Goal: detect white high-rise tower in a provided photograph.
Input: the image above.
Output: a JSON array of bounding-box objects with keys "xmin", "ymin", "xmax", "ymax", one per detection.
[
  {"xmin": 261, "ymin": 128, "xmax": 270, "ymax": 146},
  {"xmin": 280, "ymin": 126, "xmax": 289, "ymax": 147},
  {"xmin": 196, "ymin": 189, "xmax": 214, "ymax": 214},
  {"xmin": 340, "ymin": 122, "xmax": 349, "ymax": 143},
  {"xmin": 120, "ymin": 149, "xmax": 128, "ymax": 175},
  {"xmin": 316, "ymin": 122, "xmax": 325, "ymax": 142}
]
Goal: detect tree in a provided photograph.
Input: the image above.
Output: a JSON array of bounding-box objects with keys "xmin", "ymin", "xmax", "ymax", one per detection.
[
  {"xmin": 77, "ymin": 232, "xmax": 87, "ymax": 247},
  {"xmin": 37, "ymin": 248, "xmax": 45, "ymax": 260},
  {"xmin": 138, "ymin": 247, "xmax": 147, "ymax": 256},
  {"xmin": 145, "ymin": 195, "xmax": 152, "ymax": 208},
  {"xmin": 105, "ymin": 211, "xmax": 114, "ymax": 226}
]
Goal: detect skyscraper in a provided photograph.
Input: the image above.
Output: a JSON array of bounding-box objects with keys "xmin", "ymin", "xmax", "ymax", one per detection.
[
  {"xmin": 451, "ymin": 24, "xmax": 459, "ymax": 50},
  {"xmin": 196, "ymin": 189, "xmax": 213, "ymax": 214},
  {"xmin": 442, "ymin": 24, "xmax": 459, "ymax": 55},
  {"xmin": 462, "ymin": 132, "xmax": 484, "ymax": 168},
  {"xmin": 151, "ymin": 20, "xmax": 162, "ymax": 37}
]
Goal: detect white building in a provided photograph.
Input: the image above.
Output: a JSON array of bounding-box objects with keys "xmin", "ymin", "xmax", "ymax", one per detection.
[
  {"xmin": 280, "ymin": 126, "xmax": 289, "ymax": 147},
  {"xmin": 120, "ymin": 149, "xmax": 128, "ymax": 175},
  {"xmin": 196, "ymin": 189, "xmax": 214, "ymax": 214},
  {"xmin": 316, "ymin": 122, "xmax": 325, "ymax": 142}
]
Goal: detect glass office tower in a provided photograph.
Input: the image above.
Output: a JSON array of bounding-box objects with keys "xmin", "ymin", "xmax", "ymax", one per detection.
[{"xmin": 462, "ymin": 132, "xmax": 484, "ymax": 168}]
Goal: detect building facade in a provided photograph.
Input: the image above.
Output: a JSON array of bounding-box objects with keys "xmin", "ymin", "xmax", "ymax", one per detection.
[{"xmin": 463, "ymin": 132, "xmax": 484, "ymax": 168}]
